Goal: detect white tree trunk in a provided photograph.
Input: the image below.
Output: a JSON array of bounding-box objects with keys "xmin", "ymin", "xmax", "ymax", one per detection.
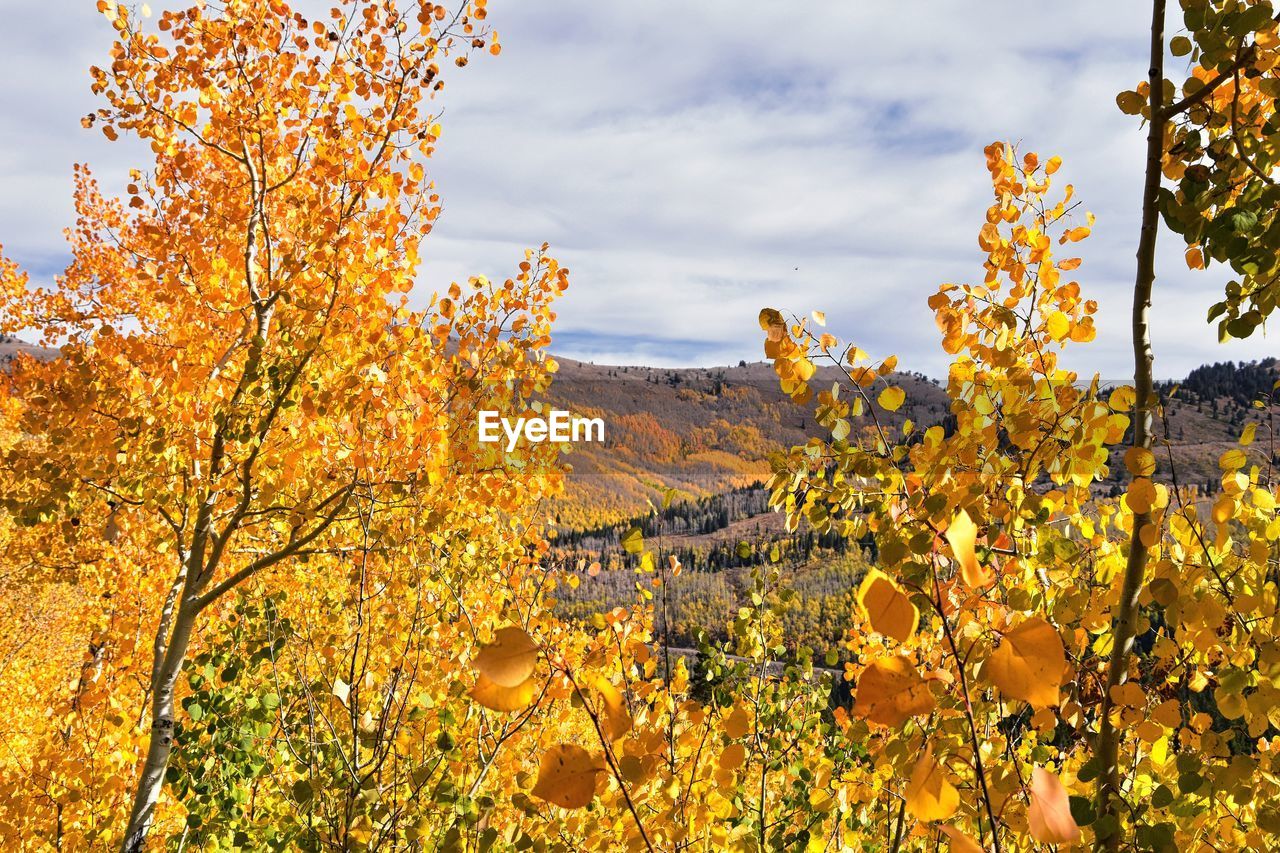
[{"xmin": 121, "ymin": 607, "xmax": 197, "ymax": 852}]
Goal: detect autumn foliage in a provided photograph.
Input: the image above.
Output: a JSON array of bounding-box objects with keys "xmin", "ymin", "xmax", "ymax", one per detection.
[{"xmin": 1, "ymin": 1, "xmax": 1279, "ymax": 852}]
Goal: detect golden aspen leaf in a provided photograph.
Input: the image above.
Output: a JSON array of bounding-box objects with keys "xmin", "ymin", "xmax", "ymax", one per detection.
[
  {"xmin": 1126, "ymin": 478, "xmax": 1156, "ymax": 514},
  {"xmin": 470, "ymin": 673, "xmax": 537, "ymax": 712},
  {"xmin": 985, "ymin": 617, "xmax": 1066, "ymax": 709},
  {"xmin": 759, "ymin": 307, "xmax": 784, "ymax": 329},
  {"xmin": 1046, "ymin": 311, "xmax": 1070, "ymax": 341},
  {"xmin": 621, "ymin": 527, "xmax": 644, "ymax": 554},
  {"xmin": 1108, "ymin": 385, "xmax": 1135, "ymax": 412},
  {"xmin": 1124, "ymin": 447, "xmax": 1156, "ymax": 477},
  {"xmin": 1241, "ymin": 422, "xmax": 1257, "ymax": 446},
  {"xmin": 939, "ymin": 825, "xmax": 984, "ymax": 853},
  {"xmin": 724, "ymin": 705, "xmax": 750, "ymax": 739},
  {"xmin": 591, "ymin": 676, "xmax": 632, "ymax": 741},
  {"xmin": 1185, "ymin": 246, "xmax": 1205, "ymax": 269},
  {"xmin": 1219, "ymin": 448, "xmax": 1247, "ymax": 471},
  {"xmin": 531, "ymin": 744, "xmax": 603, "ymax": 809},
  {"xmin": 878, "ymin": 386, "xmax": 905, "ymax": 412},
  {"xmin": 1044, "ymin": 156, "xmax": 1063, "ymax": 175},
  {"xmin": 1027, "ymin": 766, "xmax": 1081, "ymax": 844},
  {"xmin": 474, "ymin": 626, "xmax": 538, "ymax": 688},
  {"xmin": 856, "ymin": 570, "xmax": 918, "ymax": 643},
  {"xmin": 945, "ymin": 509, "xmax": 993, "ymax": 589},
  {"xmin": 795, "ymin": 358, "xmax": 816, "ymax": 382},
  {"xmin": 853, "ymin": 655, "xmax": 935, "ymax": 727},
  {"xmin": 904, "ymin": 743, "xmax": 959, "ymax": 822},
  {"xmin": 812, "ymin": 310, "xmax": 826, "ymax": 326},
  {"xmin": 719, "ymin": 743, "xmax": 746, "ymax": 770}
]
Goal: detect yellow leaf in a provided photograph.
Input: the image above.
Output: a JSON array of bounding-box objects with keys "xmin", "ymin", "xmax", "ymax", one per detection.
[
  {"xmin": 856, "ymin": 570, "xmax": 918, "ymax": 643},
  {"xmin": 719, "ymin": 742, "xmax": 746, "ymax": 770},
  {"xmin": 724, "ymin": 705, "xmax": 751, "ymax": 739},
  {"xmin": 1126, "ymin": 478, "xmax": 1156, "ymax": 515},
  {"xmin": 531, "ymin": 744, "xmax": 603, "ymax": 809},
  {"xmin": 470, "ymin": 673, "xmax": 537, "ymax": 712},
  {"xmin": 1123, "ymin": 447, "xmax": 1156, "ymax": 477},
  {"xmin": 1219, "ymin": 448, "xmax": 1247, "ymax": 471},
  {"xmin": 758, "ymin": 307, "xmax": 785, "ymax": 331},
  {"xmin": 853, "ymin": 656, "xmax": 935, "ymax": 727},
  {"xmin": 985, "ymin": 617, "xmax": 1066, "ymax": 709},
  {"xmin": 1028, "ymin": 766, "xmax": 1081, "ymax": 844},
  {"xmin": 1241, "ymin": 422, "xmax": 1257, "ymax": 446},
  {"xmin": 812, "ymin": 310, "xmax": 826, "ymax": 326},
  {"xmin": 591, "ymin": 676, "xmax": 632, "ymax": 741},
  {"xmin": 878, "ymin": 386, "xmax": 905, "ymax": 412},
  {"xmin": 474, "ymin": 626, "xmax": 538, "ymax": 688},
  {"xmin": 622, "ymin": 527, "xmax": 644, "ymax": 554},
  {"xmin": 1046, "ymin": 311, "xmax": 1069, "ymax": 341},
  {"xmin": 904, "ymin": 743, "xmax": 959, "ymax": 822},
  {"xmin": 945, "ymin": 509, "xmax": 993, "ymax": 589}
]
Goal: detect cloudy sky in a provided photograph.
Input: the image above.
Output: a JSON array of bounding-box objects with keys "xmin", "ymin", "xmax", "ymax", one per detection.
[{"xmin": 1, "ymin": 1, "xmax": 1275, "ymax": 378}]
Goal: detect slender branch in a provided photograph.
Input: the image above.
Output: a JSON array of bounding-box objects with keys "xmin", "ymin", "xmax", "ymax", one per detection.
[
  {"xmin": 1096, "ymin": 2, "xmax": 1166, "ymax": 847},
  {"xmin": 1160, "ymin": 42, "xmax": 1257, "ymax": 120}
]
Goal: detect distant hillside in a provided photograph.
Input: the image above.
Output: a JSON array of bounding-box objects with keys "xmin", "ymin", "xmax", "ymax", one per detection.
[
  {"xmin": 541, "ymin": 358, "xmax": 949, "ymax": 528},
  {"xmin": 1168, "ymin": 357, "xmax": 1278, "ymax": 408},
  {"xmin": 0, "ymin": 335, "xmax": 54, "ymax": 367},
  {"xmin": 545, "ymin": 355, "xmax": 1279, "ymax": 530}
]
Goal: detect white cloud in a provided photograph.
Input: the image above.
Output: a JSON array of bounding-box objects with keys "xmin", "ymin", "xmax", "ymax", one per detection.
[{"xmin": 0, "ymin": 1, "xmax": 1273, "ymax": 377}]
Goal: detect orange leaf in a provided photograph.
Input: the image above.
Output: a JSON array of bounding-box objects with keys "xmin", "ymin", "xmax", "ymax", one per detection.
[
  {"xmin": 474, "ymin": 625, "xmax": 538, "ymax": 688},
  {"xmin": 853, "ymin": 655, "xmax": 935, "ymax": 727},
  {"xmin": 904, "ymin": 743, "xmax": 958, "ymax": 822},
  {"xmin": 985, "ymin": 617, "xmax": 1066, "ymax": 709},
  {"xmin": 939, "ymin": 825, "xmax": 984, "ymax": 853},
  {"xmin": 591, "ymin": 675, "xmax": 632, "ymax": 741},
  {"xmin": 856, "ymin": 570, "xmax": 918, "ymax": 643},
  {"xmin": 530, "ymin": 744, "xmax": 603, "ymax": 809},
  {"xmin": 1028, "ymin": 766, "xmax": 1082, "ymax": 844},
  {"xmin": 469, "ymin": 673, "xmax": 537, "ymax": 712}
]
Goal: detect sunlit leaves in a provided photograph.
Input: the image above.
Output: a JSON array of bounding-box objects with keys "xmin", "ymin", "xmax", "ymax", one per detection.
[
  {"xmin": 530, "ymin": 744, "xmax": 603, "ymax": 809},
  {"xmin": 470, "ymin": 673, "xmax": 538, "ymax": 712},
  {"xmin": 856, "ymin": 570, "xmax": 918, "ymax": 643},
  {"xmin": 877, "ymin": 386, "xmax": 906, "ymax": 412},
  {"xmin": 1124, "ymin": 447, "xmax": 1156, "ymax": 477},
  {"xmin": 853, "ymin": 656, "xmax": 935, "ymax": 727},
  {"xmin": 474, "ymin": 626, "xmax": 538, "ymax": 688},
  {"xmin": 985, "ymin": 617, "xmax": 1066, "ymax": 709},
  {"xmin": 1046, "ymin": 310, "xmax": 1070, "ymax": 342},
  {"xmin": 1028, "ymin": 766, "xmax": 1082, "ymax": 844},
  {"xmin": 904, "ymin": 743, "xmax": 959, "ymax": 822},
  {"xmin": 945, "ymin": 509, "xmax": 993, "ymax": 589},
  {"xmin": 939, "ymin": 825, "xmax": 984, "ymax": 853},
  {"xmin": 590, "ymin": 675, "xmax": 632, "ymax": 741},
  {"xmin": 621, "ymin": 527, "xmax": 644, "ymax": 555}
]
